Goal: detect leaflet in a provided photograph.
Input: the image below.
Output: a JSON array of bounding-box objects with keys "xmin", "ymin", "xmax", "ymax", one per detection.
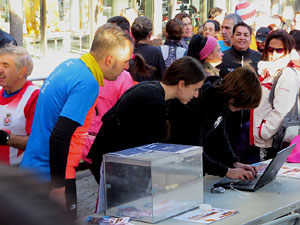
[
  {"xmin": 86, "ymin": 216, "xmax": 133, "ymax": 225},
  {"xmin": 278, "ymin": 165, "xmax": 300, "ymax": 179},
  {"xmin": 174, "ymin": 207, "xmax": 238, "ymax": 224}
]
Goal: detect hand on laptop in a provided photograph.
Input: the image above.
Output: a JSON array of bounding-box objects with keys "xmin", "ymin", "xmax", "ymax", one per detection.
[
  {"xmin": 234, "ymin": 162, "xmax": 258, "ymax": 176},
  {"xmin": 226, "ymin": 162, "xmax": 258, "ymax": 180}
]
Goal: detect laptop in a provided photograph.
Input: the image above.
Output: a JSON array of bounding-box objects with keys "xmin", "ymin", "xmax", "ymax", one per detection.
[{"xmin": 213, "ymin": 144, "xmax": 296, "ymax": 192}]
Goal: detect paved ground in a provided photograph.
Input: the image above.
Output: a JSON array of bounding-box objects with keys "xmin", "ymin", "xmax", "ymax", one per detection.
[{"xmin": 76, "ymin": 169, "xmax": 99, "ymax": 223}]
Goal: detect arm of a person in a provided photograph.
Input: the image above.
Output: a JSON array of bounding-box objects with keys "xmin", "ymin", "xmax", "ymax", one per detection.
[
  {"xmin": 198, "ymin": 151, "xmax": 256, "ymax": 180},
  {"xmin": 49, "ymin": 116, "xmax": 80, "ymax": 187},
  {"xmin": 220, "ymin": 116, "xmax": 240, "ymax": 166},
  {"xmin": 203, "ymin": 151, "xmax": 229, "ymax": 177},
  {"xmin": 259, "ymin": 69, "xmax": 299, "ymax": 140},
  {"xmin": 6, "ymin": 134, "xmax": 28, "ymax": 150},
  {"xmin": 204, "ymin": 114, "xmax": 255, "ymax": 179}
]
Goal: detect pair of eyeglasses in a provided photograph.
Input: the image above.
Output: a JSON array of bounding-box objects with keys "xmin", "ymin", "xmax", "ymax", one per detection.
[{"xmin": 267, "ymin": 47, "xmax": 285, "ymax": 54}]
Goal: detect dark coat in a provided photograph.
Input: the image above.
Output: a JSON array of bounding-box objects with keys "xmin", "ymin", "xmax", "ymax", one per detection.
[
  {"xmin": 133, "ymin": 43, "xmax": 166, "ymax": 81},
  {"xmin": 167, "ymin": 76, "xmax": 239, "ymax": 177},
  {"xmin": 216, "ymin": 46, "xmax": 261, "ymax": 78},
  {"xmin": 88, "ymin": 81, "xmax": 166, "ymax": 182}
]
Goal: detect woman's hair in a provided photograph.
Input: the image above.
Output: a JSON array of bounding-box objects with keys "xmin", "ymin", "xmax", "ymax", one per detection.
[
  {"xmin": 261, "ymin": 29, "xmax": 295, "ymax": 61},
  {"xmin": 128, "ymin": 53, "xmax": 156, "ymax": 76},
  {"xmin": 166, "ymin": 19, "xmax": 184, "ymax": 41},
  {"xmin": 107, "ymin": 16, "xmax": 130, "ymax": 33},
  {"xmin": 174, "ymin": 12, "xmax": 192, "ymax": 23},
  {"xmin": 289, "ymin": 29, "xmax": 300, "ymax": 52},
  {"xmin": 203, "ymin": 20, "xmax": 220, "ymax": 32},
  {"xmin": 131, "ymin": 16, "xmax": 153, "ymax": 42},
  {"xmin": 218, "ymin": 67, "xmax": 262, "ymax": 109},
  {"xmin": 161, "ymin": 56, "xmax": 205, "ymax": 86},
  {"xmin": 187, "ymin": 34, "xmax": 216, "ymax": 62},
  {"xmin": 0, "ymin": 164, "xmax": 74, "ymax": 225},
  {"xmin": 187, "ymin": 34, "xmax": 203, "ymax": 60}
]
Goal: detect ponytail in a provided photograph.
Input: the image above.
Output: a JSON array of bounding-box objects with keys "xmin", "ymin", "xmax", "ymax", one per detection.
[{"xmin": 128, "ymin": 53, "xmax": 156, "ymax": 76}]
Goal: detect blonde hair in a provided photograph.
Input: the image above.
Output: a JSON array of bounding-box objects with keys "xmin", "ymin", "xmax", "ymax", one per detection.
[{"xmin": 91, "ymin": 23, "xmax": 133, "ymax": 60}]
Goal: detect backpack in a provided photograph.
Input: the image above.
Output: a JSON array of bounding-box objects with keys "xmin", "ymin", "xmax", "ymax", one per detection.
[{"xmin": 160, "ymin": 45, "xmax": 186, "ymax": 68}]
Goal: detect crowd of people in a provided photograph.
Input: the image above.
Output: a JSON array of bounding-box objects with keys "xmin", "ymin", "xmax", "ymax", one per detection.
[{"xmin": 0, "ymin": 4, "xmax": 300, "ymax": 222}]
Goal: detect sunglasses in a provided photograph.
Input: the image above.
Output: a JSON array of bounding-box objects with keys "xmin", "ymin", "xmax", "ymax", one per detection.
[{"xmin": 267, "ymin": 47, "xmax": 285, "ymax": 54}]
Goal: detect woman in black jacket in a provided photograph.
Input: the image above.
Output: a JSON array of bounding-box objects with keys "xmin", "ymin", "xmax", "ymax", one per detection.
[
  {"xmin": 168, "ymin": 67, "xmax": 262, "ymax": 180},
  {"xmin": 131, "ymin": 16, "xmax": 166, "ymax": 81},
  {"xmin": 88, "ymin": 56, "xmax": 205, "ymax": 183}
]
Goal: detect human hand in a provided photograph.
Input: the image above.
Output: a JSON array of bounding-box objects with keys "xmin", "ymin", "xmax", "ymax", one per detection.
[
  {"xmin": 49, "ymin": 186, "xmax": 66, "ymax": 207},
  {"xmin": 0, "ymin": 130, "xmax": 10, "ymax": 145},
  {"xmin": 226, "ymin": 167, "xmax": 255, "ymax": 181},
  {"xmin": 234, "ymin": 162, "xmax": 258, "ymax": 177}
]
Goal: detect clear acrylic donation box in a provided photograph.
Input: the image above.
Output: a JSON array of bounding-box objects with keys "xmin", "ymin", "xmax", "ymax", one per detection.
[{"xmin": 103, "ymin": 143, "xmax": 203, "ymax": 223}]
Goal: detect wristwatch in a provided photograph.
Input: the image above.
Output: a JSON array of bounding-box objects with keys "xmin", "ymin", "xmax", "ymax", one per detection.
[{"xmin": 5, "ymin": 133, "xmax": 10, "ymax": 144}]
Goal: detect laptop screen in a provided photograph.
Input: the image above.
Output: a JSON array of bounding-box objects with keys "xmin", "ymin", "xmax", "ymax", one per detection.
[{"xmin": 254, "ymin": 144, "xmax": 295, "ymax": 190}]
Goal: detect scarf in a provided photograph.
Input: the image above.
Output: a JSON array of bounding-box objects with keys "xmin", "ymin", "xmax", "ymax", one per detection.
[
  {"xmin": 257, "ymin": 49, "xmax": 300, "ymax": 78},
  {"xmin": 80, "ymin": 53, "xmax": 104, "ymax": 86}
]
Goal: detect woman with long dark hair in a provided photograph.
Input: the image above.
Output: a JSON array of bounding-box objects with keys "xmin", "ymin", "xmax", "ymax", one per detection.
[{"xmin": 88, "ymin": 56, "xmax": 206, "ymax": 183}]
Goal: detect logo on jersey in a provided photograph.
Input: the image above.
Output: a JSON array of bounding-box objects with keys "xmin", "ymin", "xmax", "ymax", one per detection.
[{"xmin": 3, "ymin": 113, "xmax": 12, "ymax": 126}]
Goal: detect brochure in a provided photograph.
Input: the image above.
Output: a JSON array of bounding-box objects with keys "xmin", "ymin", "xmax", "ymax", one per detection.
[
  {"xmin": 252, "ymin": 162, "xmax": 300, "ymax": 179},
  {"xmin": 86, "ymin": 216, "xmax": 133, "ymax": 225},
  {"xmin": 174, "ymin": 207, "xmax": 238, "ymax": 224},
  {"xmin": 139, "ymin": 143, "xmax": 196, "ymax": 153},
  {"xmin": 107, "ymin": 147, "xmax": 151, "ymax": 157},
  {"xmin": 278, "ymin": 165, "xmax": 300, "ymax": 179}
]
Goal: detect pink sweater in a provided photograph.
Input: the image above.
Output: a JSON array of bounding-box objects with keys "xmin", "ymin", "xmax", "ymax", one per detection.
[{"xmin": 82, "ymin": 71, "xmax": 134, "ymax": 162}]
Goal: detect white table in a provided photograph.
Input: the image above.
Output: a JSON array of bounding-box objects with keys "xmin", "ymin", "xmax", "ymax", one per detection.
[{"xmin": 131, "ymin": 163, "xmax": 300, "ymax": 225}]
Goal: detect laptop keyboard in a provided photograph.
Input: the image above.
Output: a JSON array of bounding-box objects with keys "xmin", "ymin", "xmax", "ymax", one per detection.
[{"xmin": 235, "ymin": 175, "xmax": 260, "ymax": 186}]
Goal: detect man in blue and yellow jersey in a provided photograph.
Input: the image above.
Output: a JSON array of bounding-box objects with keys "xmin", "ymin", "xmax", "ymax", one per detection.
[{"xmin": 21, "ymin": 24, "xmax": 133, "ymax": 218}]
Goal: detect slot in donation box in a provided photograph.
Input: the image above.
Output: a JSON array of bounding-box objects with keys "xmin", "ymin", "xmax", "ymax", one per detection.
[{"xmin": 103, "ymin": 143, "xmax": 203, "ymax": 223}]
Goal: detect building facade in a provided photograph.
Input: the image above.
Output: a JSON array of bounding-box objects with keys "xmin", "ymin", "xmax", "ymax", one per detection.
[{"xmin": 0, "ymin": 0, "xmax": 299, "ymax": 59}]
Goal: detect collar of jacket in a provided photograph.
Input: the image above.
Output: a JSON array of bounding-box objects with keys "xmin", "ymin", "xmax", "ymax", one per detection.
[
  {"xmin": 230, "ymin": 46, "xmax": 250, "ymax": 58},
  {"xmin": 202, "ymin": 62, "xmax": 220, "ymax": 76},
  {"xmin": 163, "ymin": 39, "xmax": 182, "ymax": 47}
]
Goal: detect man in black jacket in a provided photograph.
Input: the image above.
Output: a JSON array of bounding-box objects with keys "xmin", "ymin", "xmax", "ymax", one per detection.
[
  {"xmin": 0, "ymin": 29, "xmax": 17, "ymax": 48},
  {"xmin": 217, "ymin": 22, "xmax": 261, "ymax": 78}
]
